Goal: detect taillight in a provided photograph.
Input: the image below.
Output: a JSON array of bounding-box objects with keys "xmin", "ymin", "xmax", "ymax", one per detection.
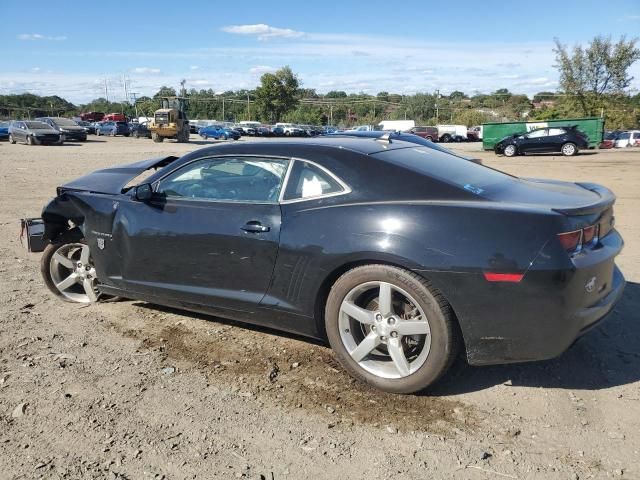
[
  {"xmin": 558, "ymin": 223, "xmax": 600, "ymax": 254},
  {"xmin": 558, "ymin": 229, "xmax": 582, "ymax": 253},
  {"xmin": 483, "ymin": 272, "xmax": 524, "ymax": 283},
  {"xmin": 582, "ymin": 224, "xmax": 598, "ymax": 245}
]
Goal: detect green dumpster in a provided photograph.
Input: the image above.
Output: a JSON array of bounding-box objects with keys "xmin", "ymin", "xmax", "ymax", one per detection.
[{"xmin": 482, "ymin": 117, "xmax": 605, "ymax": 150}]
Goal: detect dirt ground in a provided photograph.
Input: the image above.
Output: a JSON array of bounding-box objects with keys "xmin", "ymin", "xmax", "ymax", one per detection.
[{"xmin": 0, "ymin": 136, "xmax": 639, "ymax": 479}]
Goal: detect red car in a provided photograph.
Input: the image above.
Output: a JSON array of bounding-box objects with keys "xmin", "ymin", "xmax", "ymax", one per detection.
[
  {"xmin": 409, "ymin": 126, "xmax": 438, "ymax": 141},
  {"xmin": 599, "ymin": 131, "xmax": 619, "ymax": 149},
  {"xmin": 103, "ymin": 113, "xmax": 127, "ymax": 122},
  {"xmin": 80, "ymin": 112, "xmax": 104, "ymax": 122}
]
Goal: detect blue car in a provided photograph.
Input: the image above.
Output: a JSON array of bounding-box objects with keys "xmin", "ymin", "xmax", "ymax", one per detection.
[
  {"xmin": 199, "ymin": 125, "xmax": 239, "ymax": 140},
  {"xmin": 96, "ymin": 121, "xmax": 130, "ymax": 137},
  {"xmin": 0, "ymin": 121, "xmax": 9, "ymax": 140}
]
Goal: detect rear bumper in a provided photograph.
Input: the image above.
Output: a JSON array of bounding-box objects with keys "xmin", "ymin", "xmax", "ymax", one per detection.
[{"xmin": 425, "ymin": 230, "xmax": 625, "ymax": 366}]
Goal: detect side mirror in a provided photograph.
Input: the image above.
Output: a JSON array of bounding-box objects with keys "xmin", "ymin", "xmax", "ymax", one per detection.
[{"xmin": 134, "ymin": 183, "xmax": 153, "ymax": 201}]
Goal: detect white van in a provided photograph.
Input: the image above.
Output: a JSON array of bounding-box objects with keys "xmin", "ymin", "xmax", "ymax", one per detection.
[{"xmin": 614, "ymin": 130, "xmax": 640, "ymax": 148}]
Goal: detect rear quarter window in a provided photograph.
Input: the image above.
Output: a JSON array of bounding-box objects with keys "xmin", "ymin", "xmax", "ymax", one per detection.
[{"xmin": 373, "ymin": 147, "xmax": 515, "ymax": 194}]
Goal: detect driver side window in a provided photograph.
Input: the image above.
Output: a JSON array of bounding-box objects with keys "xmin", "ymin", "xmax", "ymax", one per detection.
[{"xmin": 157, "ymin": 157, "xmax": 290, "ymax": 203}]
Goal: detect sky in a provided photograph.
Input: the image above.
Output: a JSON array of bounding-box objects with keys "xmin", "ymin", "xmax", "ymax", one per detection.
[{"xmin": 1, "ymin": 0, "xmax": 639, "ymax": 104}]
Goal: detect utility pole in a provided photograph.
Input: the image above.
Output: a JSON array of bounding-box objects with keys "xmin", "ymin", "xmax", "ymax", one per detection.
[
  {"xmin": 222, "ymin": 96, "xmax": 225, "ymax": 120},
  {"xmin": 104, "ymin": 78, "xmax": 109, "ymax": 102},
  {"xmin": 130, "ymin": 93, "xmax": 139, "ymax": 118},
  {"xmin": 330, "ymin": 104, "xmax": 333, "ymax": 125},
  {"xmin": 247, "ymin": 93, "xmax": 250, "ymax": 120},
  {"xmin": 435, "ymin": 89, "xmax": 439, "ymax": 123},
  {"xmin": 180, "ymin": 79, "xmax": 186, "ymax": 97}
]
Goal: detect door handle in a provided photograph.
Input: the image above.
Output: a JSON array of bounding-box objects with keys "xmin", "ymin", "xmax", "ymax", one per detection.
[{"xmin": 242, "ymin": 221, "xmax": 270, "ymax": 233}]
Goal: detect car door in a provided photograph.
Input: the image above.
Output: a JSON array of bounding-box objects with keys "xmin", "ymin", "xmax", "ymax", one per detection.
[
  {"xmin": 546, "ymin": 128, "xmax": 567, "ymax": 152},
  {"xmin": 519, "ymin": 128, "xmax": 548, "ymax": 153},
  {"xmin": 12, "ymin": 122, "xmax": 24, "ymax": 142},
  {"xmin": 110, "ymin": 155, "xmax": 289, "ymax": 312}
]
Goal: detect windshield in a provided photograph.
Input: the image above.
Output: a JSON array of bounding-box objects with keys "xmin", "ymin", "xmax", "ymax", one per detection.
[
  {"xmin": 53, "ymin": 118, "xmax": 78, "ymax": 126},
  {"xmin": 25, "ymin": 121, "xmax": 52, "ymax": 129},
  {"xmin": 373, "ymin": 147, "xmax": 514, "ymax": 194},
  {"xmin": 618, "ymin": 132, "xmax": 630, "ymax": 139}
]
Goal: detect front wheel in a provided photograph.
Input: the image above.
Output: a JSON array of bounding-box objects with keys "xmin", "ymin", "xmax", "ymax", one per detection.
[
  {"xmin": 325, "ymin": 265, "xmax": 459, "ymax": 394},
  {"xmin": 27, "ymin": 135, "xmax": 35, "ymax": 145},
  {"xmin": 9, "ymin": 134, "xmax": 16, "ymax": 144},
  {"xmin": 561, "ymin": 142, "xmax": 577, "ymax": 156},
  {"xmin": 41, "ymin": 236, "xmax": 100, "ymax": 303},
  {"xmin": 503, "ymin": 144, "xmax": 517, "ymax": 157},
  {"xmin": 152, "ymin": 132, "xmax": 164, "ymax": 143}
]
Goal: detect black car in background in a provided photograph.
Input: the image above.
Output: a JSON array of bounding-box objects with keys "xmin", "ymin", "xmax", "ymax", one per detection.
[
  {"xmin": 494, "ymin": 126, "xmax": 589, "ymax": 157},
  {"xmin": 8, "ymin": 120, "xmax": 64, "ymax": 145},
  {"xmin": 38, "ymin": 137, "xmax": 624, "ymax": 393},
  {"xmin": 76, "ymin": 120, "xmax": 96, "ymax": 135},
  {"xmin": 35, "ymin": 117, "xmax": 87, "ymax": 142},
  {"xmin": 130, "ymin": 123, "xmax": 152, "ymax": 138}
]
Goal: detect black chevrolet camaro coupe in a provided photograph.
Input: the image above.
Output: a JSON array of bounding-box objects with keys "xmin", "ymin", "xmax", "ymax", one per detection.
[{"xmin": 39, "ymin": 137, "xmax": 625, "ymax": 393}]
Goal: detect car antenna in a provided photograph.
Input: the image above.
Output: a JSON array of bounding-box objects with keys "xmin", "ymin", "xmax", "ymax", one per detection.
[{"xmin": 375, "ymin": 132, "xmax": 392, "ymax": 144}]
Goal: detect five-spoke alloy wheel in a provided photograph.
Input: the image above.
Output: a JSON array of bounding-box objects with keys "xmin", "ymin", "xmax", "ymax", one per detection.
[
  {"xmin": 41, "ymin": 239, "xmax": 99, "ymax": 303},
  {"xmin": 326, "ymin": 265, "xmax": 459, "ymax": 394}
]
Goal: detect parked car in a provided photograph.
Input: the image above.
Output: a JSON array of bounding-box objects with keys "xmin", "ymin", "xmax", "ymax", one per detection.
[
  {"xmin": 129, "ymin": 123, "xmax": 151, "ymax": 139},
  {"xmin": 614, "ymin": 130, "xmax": 640, "ymax": 148},
  {"xmin": 199, "ymin": 125, "xmax": 239, "ymax": 140},
  {"xmin": 255, "ymin": 126, "xmax": 272, "ymax": 136},
  {"xmin": 0, "ymin": 121, "xmax": 10, "ymax": 140},
  {"xmin": 599, "ymin": 131, "xmax": 619, "ymax": 149},
  {"xmin": 79, "ymin": 112, "xmax": 105, "ymax": 122},
  {"xmin": 96, "ymin": 121, "xmax": 131, "ymax": 137},
  {"xmin": 409, "ymin": 126, "xmax": 439, "ymax": 141},
  {"xmin": 333, "ymin": 130, "xmax": 481, "ymax": 163},
  {"xmin": 270, "ymin": 126, "xmax": 285, "ymax": 136},
  {"xmin": 494, "ymin": 126, "xmax": 589, "ymax": 157},
  {"xmin": 8, "ymin": 120, "xmax": 63, "ymax": 145},
  {"xmin": 103, "ymin": 113, "xmax": 127, "ymax": 122},
  {"xmin": 38, "ymin": 137, "xmax": 624, "ymax": 393},
  {"xmin": 76, "ymin": 120, "xmax": 96, "ymax": 135},
  {"xmin": 467, "ymin": 126, "xmax": 483, "ymax": 141},
  {"xmin": 275, "ymin": 123, "xmax": 304, "ymax": 136},
  {"xmin": 35, "ymin": 117, "xmax": 87, "ymax": 142}
]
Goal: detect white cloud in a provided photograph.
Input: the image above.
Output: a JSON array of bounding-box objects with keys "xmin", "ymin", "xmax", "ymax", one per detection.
[
  {"xmin": 31, "ymin": 67, "xmax": 42, "ymax": 73},
  {"xmin": 131, "ymin": 67, "xmax": 161, "ymax": 74},
  {"xmin": 249, "ymin": 65, "xmax": 276, "ymax": 75},
  {"xmin": 190, "ymin": 65, "xmax": 200, "ymax": 70},
  {"xmin": 221, "ymin": 23, "xmax": 304, "ymax": 40},
  {"xmin": 18, "ymin": 33, "xmax": 66, "ymax": 41}
]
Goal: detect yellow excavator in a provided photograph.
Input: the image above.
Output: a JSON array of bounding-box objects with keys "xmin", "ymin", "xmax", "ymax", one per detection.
[{"xmin": 149, "ymin": 96, "xmax": 190, "ymax": 143}]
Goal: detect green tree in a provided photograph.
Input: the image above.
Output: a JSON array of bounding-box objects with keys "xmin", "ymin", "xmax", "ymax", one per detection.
[
  {"xmin": 554, "ymin": 35, "xmax": 640, "ymax": 116},
  {"xmin": 254, "ymin": 66, "xmax": 300, "ymax": 122}
]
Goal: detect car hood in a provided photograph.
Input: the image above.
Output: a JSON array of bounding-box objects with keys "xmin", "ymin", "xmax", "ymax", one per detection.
[
  {"xmin": 60, "ymin": 156, "xmax": 179, "ymax": 195},
  {"xmin": 28, "ymin": 127, "xmax": 60, "ymax": 134},
  {"xmin": 58, "ymin": 125, "xmax": 85, "ymax": 132}
]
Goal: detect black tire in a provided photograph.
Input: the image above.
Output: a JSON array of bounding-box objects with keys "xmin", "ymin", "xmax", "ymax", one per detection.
[
  {"xmin": 9, "ymin": 134, "xmax": 16, "ymax": 144},
  {"xmin": 561, "ymin": 142, "xmax": 577, "ymax": 156},
  {"xmin": 110, "ymin": 130, "xmax": 116, "ymax": 137},
  {"xmin": 27, "ymin": 135, "xmax": 34, "ymax": 146},
  {"xmin": 503, "ymin": 144, "xmax": 517, "ymax": 157},
  {"xmin": 152, "ymin": 133, "xmax": 163, "ymax": 143},
  {"xmin": 325, "ymin": 264, "xmax": 459, "ymax": 394},
  {"xmin": 96, "ymin": 129, "xmax": 100, "ymax": 136},
  {"xmin": 441, "ymin": 134, "xmax": 451, "ymax": 143},
  {"xmin": 123, "ymin": 133, "xmax": 130, "ymax": 137},
  {"xmin": 202, "ymin": 134, "xmax": 208, "ymax": 140},
  {"xmin": 132, "ymin": 131, "xmax": 139, "ymax": 138}
]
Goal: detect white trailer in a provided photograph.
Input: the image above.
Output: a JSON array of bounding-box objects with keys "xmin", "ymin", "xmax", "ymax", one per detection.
[
  {"xmin": 378, "ymin": 120, "xmax": 415, "ymax": 132},
  {"xmin": 436, "ymin": 124, "xmax": 468, "ymax": 142}
]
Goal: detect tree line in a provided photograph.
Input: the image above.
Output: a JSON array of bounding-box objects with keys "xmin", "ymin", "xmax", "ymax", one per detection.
[{"xmin": 1, "ymin": 36, "xmax": 638, "ymax": 129}]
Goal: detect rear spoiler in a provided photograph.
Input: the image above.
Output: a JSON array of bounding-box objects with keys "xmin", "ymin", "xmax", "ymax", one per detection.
[{"xmin": 552, "ymin": 182, "xmax": 616, "ymax": 216}]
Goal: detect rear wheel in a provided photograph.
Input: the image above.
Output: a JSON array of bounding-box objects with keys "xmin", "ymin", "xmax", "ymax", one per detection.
[
  {"xmin": 441, "ymin": 134, "xmax": 451, "ymax": 143},
  {"xmin": 561, "ymin": 142, "xmax": 577, "ymax": 156},
  {"xmin": 96, "ymin": 129, "xmax": 100, "ymax": 136},
  {"xmin": 503, "ymin": 144, "xmax": 517, "ymax": 157},
  {"xmin": 325, "ymin": 265, "xmax": 459, "ymax": 394},
  {"xmin": 152, "ymin": 132, "xmax": 164, "ymax": 143},
  {"xmin": 132, "ymin": 130, "xmax": 139, "ymax": 138},
  {"xmin": 41, "ymin": 236, "xmax": 100, "ymax": 303}
]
